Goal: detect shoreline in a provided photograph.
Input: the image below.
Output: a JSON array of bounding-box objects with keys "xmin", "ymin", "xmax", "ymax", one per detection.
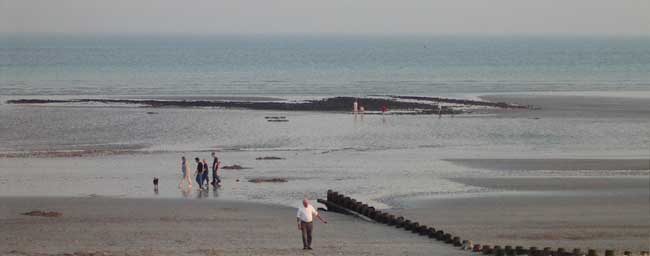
[
  {"xmin": 479, "ymin": 93, "xmax": 650, "ymax": 118},
  {"xmin": 445, "ymin": 158, "xmax": 650, "ymax": 171}
]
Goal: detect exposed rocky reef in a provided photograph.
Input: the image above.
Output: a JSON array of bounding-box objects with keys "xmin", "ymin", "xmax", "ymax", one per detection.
[{"xmin": 7, "ymin": 95, "xmax": 531, "ymax": 114}]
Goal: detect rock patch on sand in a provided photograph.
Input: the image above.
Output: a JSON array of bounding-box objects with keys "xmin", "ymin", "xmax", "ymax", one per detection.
[
  {"xmin": 221, "ymin": 164, "xmax": 249, "ymax": 170},
  {"xmin": 21, "ymin": 210, "xmax": 62, "ymax": 217},
  {"xmin": 248, "ymin": 177, "xmax": 288, "ymax": 183},
  {"xmin": 255, "ymin": 156, "xmax": 285, "ymax": 160}
]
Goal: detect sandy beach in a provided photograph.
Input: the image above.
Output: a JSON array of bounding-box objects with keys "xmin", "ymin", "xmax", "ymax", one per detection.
[
  {"xmin": 479, "ymin": 93, "xmax": 650, "ymax": 119},
  {"xmin": 0, "ymin": 197, "xmax": 463, "ymax": 256},
  {"xmin": 389, "ymin": 176, "xmax": 650, "ymax": 252},
  {"xmin": 445, "ymin": 158, "xmax": 650, "ymax": 171}
]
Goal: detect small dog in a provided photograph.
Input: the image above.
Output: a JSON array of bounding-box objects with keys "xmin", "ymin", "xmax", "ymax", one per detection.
[{"xmin": 153, "ymin": 177, "xmax": 159, "ymax": 190}]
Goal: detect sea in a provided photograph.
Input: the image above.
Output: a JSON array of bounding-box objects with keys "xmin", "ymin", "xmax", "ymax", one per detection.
[
  {"xmin": 2, "ymin": 34, "xmax": 650, "ymax": 96},
  {"xmin": 0, "ymin": 35, "xmax": 649, "ymax": 206}
]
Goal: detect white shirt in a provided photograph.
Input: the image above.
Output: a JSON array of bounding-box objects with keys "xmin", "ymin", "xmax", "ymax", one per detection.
[{"xmin": 296, "ymin": 204, "xmax": 318, "ymax": 222}]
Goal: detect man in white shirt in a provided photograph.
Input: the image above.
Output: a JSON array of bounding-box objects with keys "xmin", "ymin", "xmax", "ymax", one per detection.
[{"xmin": 296, "ymin": 198, "xmax": 327, "ymax": 250}]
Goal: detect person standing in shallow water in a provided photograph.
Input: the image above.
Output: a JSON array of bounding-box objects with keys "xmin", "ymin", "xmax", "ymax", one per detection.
[
  {"xmin": 296, "ymin": 198, "xmax": 327, "ymax": 250},
  {"xmin": 194, "ymin": 157, "xmax": 203, "ymax": 189},
  {"xmin": 211, "ymin": 152, "xmax": 221, "ymax": 187},
  {"xmin": 201, "ymin": 159, "xmax": 209, "ymax": 188},
  {"xmin": 178, "ymin": 156, "xmax": 192, "ymax": 188}
]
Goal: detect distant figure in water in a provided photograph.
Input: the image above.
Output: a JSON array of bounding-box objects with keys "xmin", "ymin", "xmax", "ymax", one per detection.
[
  {"xmin": 179, "ymin": 156, "xmax": 192, "ymax": 188},
  {"xmin": 202, "ymin": 159, "xmax": 209, "ymax": 188},
  {"xmin": 211, "ymin": 152, "xmax": 221, "ymax": 186},
  {"xmin": 296, "ymin": 198, "xmax": 327, "ymax": 250},
  {"xmin": 194, "ymin": 157, "xmax": 204, "ymax": 189}
]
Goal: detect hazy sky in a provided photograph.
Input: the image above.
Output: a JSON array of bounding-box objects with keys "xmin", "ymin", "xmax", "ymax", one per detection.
[{"xmin": 2, "ymin": 0, "xmax": 649, "ymax": 36}]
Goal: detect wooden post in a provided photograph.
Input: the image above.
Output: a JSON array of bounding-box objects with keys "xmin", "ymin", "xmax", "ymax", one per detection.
[
  {"xmin": 573, "ymin": 248, "xmax": 583, "ymax": 256},
  {"xmin": 427, "ymin": 227, "xmax": 436, "ymax": 238},
  {"xmin": 410, "ymin": 222, "xmax": 420, "ymax": 233},
  {"xmin": 443, "ymin": 233, "xmax": 452, "ymax": 244},
  {"xmin": 393, "ymin": 216, "xmax": 403, "ymax": 227},
  {"xmin": 482, "ymin": 245, "xmax": 492, "ymax": 255},
  {"xmin": 403, "ymin": 220, "xmax": 412, "ymax": 230},
  {"xmin": 386, "ymin": 214, "xmax": 396, "ymax": 226},
  {"xmin": 515, "ymin": 246, "xmax": 524, "ymax": 255},
  {"xmin": 435, "ymin": 230, "xmax": 444, "ymax": 240},
  {"xmin": 543, "ymin": 247, "xmax": 552, "ymax": 256},
  {"xmin": 452, "ymin": 236, "xmax": 462, "ymax": 246}
]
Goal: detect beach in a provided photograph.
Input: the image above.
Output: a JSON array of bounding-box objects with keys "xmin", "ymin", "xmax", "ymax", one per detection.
[
  {"xmin": 0, "ymin": 197, "xmax": 461, "ymax": 256},
  {"xmin": 2, "ymin": 174, "xmax": 648, "ymax": 255},
  {"xmin": 389, "ymin": 176, "xmax": 650, "ymax": 252},
  {"xmin": 1, "ymin": 35, "xmax": 650, "ymax": 255}
]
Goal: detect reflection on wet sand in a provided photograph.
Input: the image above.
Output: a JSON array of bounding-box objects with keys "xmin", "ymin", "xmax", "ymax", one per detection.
[
  {"xmin": 196, "ymin": 189, "xmax": 209, "ymax": 199},
  {"xmin": 180, "ymin": 188, "xmax": 191, "ymax": 198}
]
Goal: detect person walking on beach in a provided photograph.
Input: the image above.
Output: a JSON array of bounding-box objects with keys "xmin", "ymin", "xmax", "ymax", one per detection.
[
  {"xmin": 194, "ymin": 157, "xmax": 204, "ymax": 189},
  {"xmin": 178, "ymin": 156, "xmax": 192, "ymax": 188},
  {"xmin": 211, "ymin": 152, "xmax": 221, "ymax": 186},
  {"xmin": 296, "ymin": 198, "xmax": 327, "ymax": 250},
  {"xmin": 201, "ymin": 159, "xmax": 209, "ymax": 188}
]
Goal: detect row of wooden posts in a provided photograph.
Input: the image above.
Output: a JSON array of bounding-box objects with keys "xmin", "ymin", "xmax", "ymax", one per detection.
[{"xmin": 323, "ymin": 190, "xmax": 648, "ymax": 256}]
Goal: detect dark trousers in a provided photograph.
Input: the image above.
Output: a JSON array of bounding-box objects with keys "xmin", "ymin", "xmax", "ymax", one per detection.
[
  {"xmin": 212, "ymin": 174, "xmax": 221, "ymax": 185},
  {"xmin": 300, "ymin": 221, "xmax": 313, "ymax": 248},
  {"xmin": 195, "ymin": 175, "xmax": 202, "ymax": 187},
  {"xmin": 202, "ymin": 172, "xmax": 209, "ymax": 186}
]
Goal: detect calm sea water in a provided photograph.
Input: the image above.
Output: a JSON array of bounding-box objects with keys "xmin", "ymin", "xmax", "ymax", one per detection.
[{"xmin": 2, "ymin": 35, "xmax": 650, "ymax": 96}]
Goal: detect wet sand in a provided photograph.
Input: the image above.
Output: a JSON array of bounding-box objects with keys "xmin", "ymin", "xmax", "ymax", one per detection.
[
  {"xmin": 449, "ymin": 176, "xmax": 649, "ymax": 191},
  {"xmin": 480, "ymin": 94, "xmax": 650, "ymax": 119},
  {"xmin": 446, "ymin": 158, "xmax": 650, "ymax": 171},
  {"xmin": 0, "ymin": 197, "xmax": 462, "ymax": 256},
  {"xmin": 388, "ymin": 176, "xmax": 650, "ymax": 252}
]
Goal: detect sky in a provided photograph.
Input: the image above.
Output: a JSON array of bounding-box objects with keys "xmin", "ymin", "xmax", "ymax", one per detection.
[{"xmin": 1, "ymin": 0, "xmax": 649, "ymax": 36}]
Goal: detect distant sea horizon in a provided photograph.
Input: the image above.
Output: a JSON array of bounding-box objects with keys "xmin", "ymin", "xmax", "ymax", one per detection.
[{"xmin": 2, "ymin": 34, "xmax": 649, "ymax": 97}]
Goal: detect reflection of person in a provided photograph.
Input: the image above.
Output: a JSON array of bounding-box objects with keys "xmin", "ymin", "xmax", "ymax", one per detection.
[
  {"xmin": 179, "ymin": 156, "xmax": 192, "ymax": 188},
  {"xmin": 296, "ymin": 198, "xmax": 327, "ymax": 250},
  {"xmin": 211, "ymin": 152, "xmax": 221, "ymax": 186},
  {"xmin": 196, "ymin": 188, "xmax": 208, "ymax": 198},
  {"xmin": 194, "ymin": 157, "xmax": 203, "ymax": 189},
  {"xmin": 180, "ymin": 187, "xmax": 191, "ymax": 198},
  {"xmin": 153, "ymin": 177, "xmax": 159, "ymax": 194}
]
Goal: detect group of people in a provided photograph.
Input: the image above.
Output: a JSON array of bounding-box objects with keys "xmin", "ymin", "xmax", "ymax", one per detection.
[
  {"xmin": 179, "ymin": 152, "xmax": 221, "ymax": 189},
  {"xmin": 178, "ymin": 152, "xmax": 328, "ymax": 250}
]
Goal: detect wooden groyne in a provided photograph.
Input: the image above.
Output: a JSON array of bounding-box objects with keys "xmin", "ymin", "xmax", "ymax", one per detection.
[{"xmin": 321, "ymin": 190, "xmax": 648, "ymax": 256}]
